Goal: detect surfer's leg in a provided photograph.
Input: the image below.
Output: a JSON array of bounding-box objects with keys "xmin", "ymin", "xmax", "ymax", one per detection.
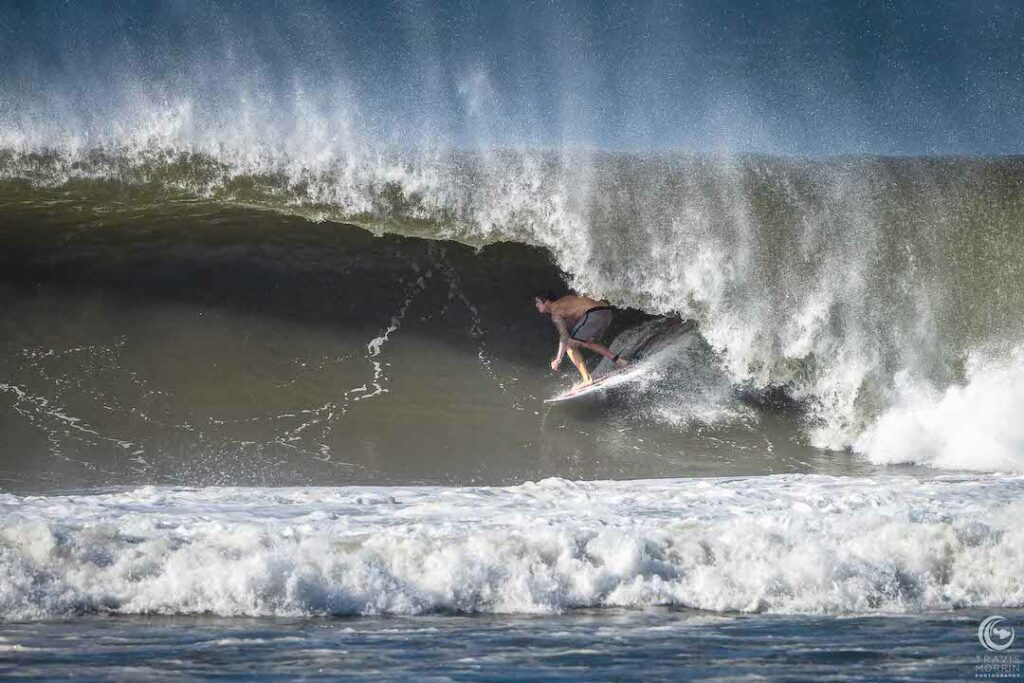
[
  {"xmin": 566, "ymin": 344, "xmax": 592, "ymax": 387},
  {"xmin": 571, "ymin": 309, "xmax": 626, "ymax": 368},
  {"xmin": 578, "ymin": 340, "xmax": 628, "ymax": 367}
]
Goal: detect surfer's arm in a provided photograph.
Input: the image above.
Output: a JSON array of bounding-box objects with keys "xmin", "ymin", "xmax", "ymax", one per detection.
[{"xmin": 551, "ymin": 316, "xmax": 570, "ymax": 370}]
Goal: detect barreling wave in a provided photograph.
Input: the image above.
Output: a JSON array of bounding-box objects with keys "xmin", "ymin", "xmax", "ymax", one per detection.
[{"xmin": 3, "ymin": 143, "xmax": 1024, "ymax": 473}]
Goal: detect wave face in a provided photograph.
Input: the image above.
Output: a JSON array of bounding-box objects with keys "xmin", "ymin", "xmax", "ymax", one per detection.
[
  {"xmin": 2, "ymin": 474, "xmax": 1021, "ymax": 619},
  {"xmin": 4, "ymin": 148, "xmax": 1024, "ymax": 474}
]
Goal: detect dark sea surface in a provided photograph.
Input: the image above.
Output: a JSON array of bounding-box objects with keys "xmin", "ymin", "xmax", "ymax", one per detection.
[{"xmin": 5, "ymin": 610, "xmax": 1020, "ymax": 681}]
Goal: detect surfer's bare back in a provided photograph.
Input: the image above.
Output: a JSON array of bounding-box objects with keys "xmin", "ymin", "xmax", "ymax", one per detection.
[{"xmin": 534, "ymin": 291, "xmax": 628, "ymax": 389}]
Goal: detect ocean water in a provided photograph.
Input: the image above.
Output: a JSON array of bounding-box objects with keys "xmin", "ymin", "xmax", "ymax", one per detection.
[
  {"xmin": 3, "ymin": 1, "xmax": 1024, "ymax": 679},
  {"xmin": 4, "ymin": 611, "xmax": 1017, "ymax": 681},
  {"xmin": 6, "ymin": 149, "xmax": 1024, "ymax": 681},
  {"xmin": 2, "ymin": 477, "xmax": 1021, "ymax": 679}
]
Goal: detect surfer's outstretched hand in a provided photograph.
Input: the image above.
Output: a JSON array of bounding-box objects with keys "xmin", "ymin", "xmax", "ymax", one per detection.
[{"xmin": 550, "ymin": 358, "xmax": 561, "ymax": 372}]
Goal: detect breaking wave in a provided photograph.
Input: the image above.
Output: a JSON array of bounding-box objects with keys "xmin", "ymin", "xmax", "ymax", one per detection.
[{"xmin": 3, "ymin": 145, "xmax": 1024, "ymax": 473}]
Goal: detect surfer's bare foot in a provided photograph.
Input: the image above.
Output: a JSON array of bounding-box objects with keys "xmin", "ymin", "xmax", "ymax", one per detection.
[
  {"xmin": 614, "ymin": 356, "xmax": 629, "ymax": 368},
  {"xmin": 572, "ymin": 378, "xmax": 593, "ymax": 390}
]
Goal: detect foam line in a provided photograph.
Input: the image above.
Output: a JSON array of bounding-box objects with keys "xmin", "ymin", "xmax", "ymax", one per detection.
[{"xmin": 1, "ymin": 474, "xmax": 1020, "ymax": 619}]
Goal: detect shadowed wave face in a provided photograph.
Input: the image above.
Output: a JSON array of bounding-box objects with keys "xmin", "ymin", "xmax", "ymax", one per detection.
[{"xmin": 2, "ymin": 1, "xmax": 1024, "ymax": 490}]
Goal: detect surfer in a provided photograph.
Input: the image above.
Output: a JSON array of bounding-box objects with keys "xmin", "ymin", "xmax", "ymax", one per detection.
[{"xmin": 534, "ymin": 291, "xmax": 628, "ymax": 388}]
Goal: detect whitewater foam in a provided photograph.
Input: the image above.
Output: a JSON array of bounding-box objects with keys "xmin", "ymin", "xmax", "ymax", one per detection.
[
  {"xmin": 1, "ymin": 474, "xmax": 1021, "ymax": 620},
  {"xmin": 855, "ymin": 347, "xmax": 1024, "ymax": 472}
]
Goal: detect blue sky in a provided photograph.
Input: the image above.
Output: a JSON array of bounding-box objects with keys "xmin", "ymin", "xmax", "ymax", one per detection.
[{"xmin": 2, "ymin": 0, "xmax": 1022, "ymax": 155}]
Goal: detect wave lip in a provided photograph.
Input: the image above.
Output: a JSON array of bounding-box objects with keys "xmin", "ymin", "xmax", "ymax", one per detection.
[{"xmin": 1, "ymin": 475, "xmax": 1021, "ymax": 619}]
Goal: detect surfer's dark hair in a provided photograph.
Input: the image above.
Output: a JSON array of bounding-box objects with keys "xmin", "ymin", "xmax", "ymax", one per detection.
[{"xmin": 533, "ymin": 289, "xmax": 558, "ymax": 302}]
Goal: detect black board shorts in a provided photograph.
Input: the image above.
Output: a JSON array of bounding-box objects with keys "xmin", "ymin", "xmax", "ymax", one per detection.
[{"xmin": 570, "ymin": 306, "xmax": 613, "ymax": 342}]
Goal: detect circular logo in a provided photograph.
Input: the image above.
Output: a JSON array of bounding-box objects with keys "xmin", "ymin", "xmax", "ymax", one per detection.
[{"xmin": 979, "ymin": 616, "xmax": 1015, "ymax": 652}]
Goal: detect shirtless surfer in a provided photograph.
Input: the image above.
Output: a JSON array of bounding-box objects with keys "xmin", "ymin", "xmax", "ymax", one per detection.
[{"xmin": 534, "ymin": 291, "xmax": 628, "ymax": 389}]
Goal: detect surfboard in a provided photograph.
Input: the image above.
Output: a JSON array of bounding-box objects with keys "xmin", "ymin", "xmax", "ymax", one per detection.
[
  {"xmin": 544, "ymin": 362, "xmax": 652, "ymax": 403},
  {"xmin": 544, "ymin": 318, "xmax": 695, "ymax": 404}
]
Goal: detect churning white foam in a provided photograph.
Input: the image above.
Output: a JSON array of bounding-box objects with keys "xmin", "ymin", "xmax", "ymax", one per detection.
[
  {"xmin": 854, "ymin": 347, "xmax": 1024, "ymax": 472},
  {"xmin": 1, "ymin": 474, "xmax": 1021, "ymax": 620}
]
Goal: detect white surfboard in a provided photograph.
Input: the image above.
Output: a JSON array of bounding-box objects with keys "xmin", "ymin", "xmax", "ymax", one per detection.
[
  {"xmin": 544, "ymin": 318, "xmax": 695, "ymax": 404},
  {"xmin": 544, "ymin": 362, "xmax": 652, "ymax": 403}
]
